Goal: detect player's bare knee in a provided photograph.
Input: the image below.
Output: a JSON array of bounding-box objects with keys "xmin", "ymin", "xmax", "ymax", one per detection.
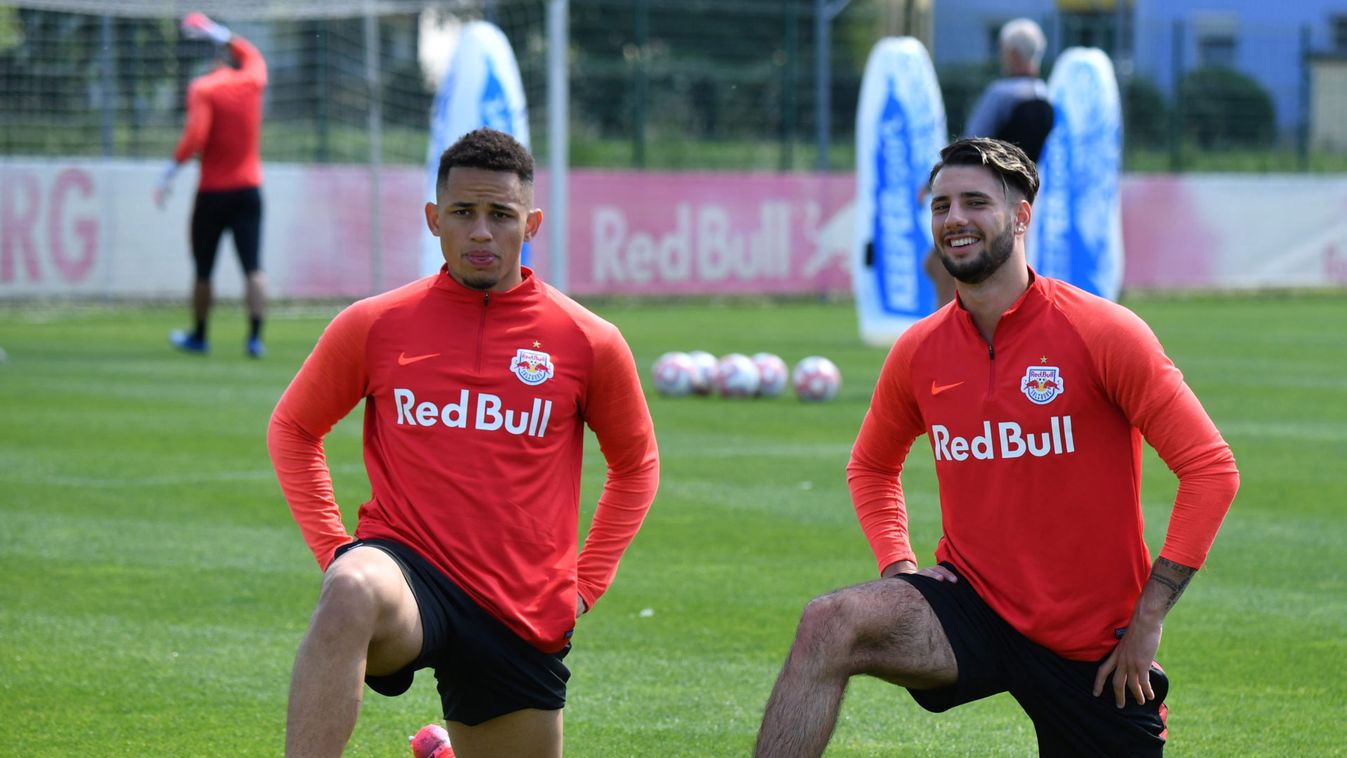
[
  {"xmin": 315, "ymin": 556, "xmax": 397, "ymax": 622},
  {"xmin": 794, "ymin": 591, "xmax": 863, "ymax": 656}
]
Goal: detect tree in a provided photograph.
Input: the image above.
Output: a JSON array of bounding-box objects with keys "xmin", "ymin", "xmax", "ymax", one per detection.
[
  {"xmin": 1123, "ymin": 75, "xmax": 1168, "ymax": 150},
  {"xmin": 1178, "ymin": 65, "xmax": 1276, "ymax": 148}
]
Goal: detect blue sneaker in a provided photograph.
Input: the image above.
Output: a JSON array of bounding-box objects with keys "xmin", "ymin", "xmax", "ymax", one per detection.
[
  {"xmin": 246, "ymin": 336, "xmax": 264, "ymax": 359},
  {"xmin": 170, "ymin": 329, "xmax": 208, "ymax": 354}
]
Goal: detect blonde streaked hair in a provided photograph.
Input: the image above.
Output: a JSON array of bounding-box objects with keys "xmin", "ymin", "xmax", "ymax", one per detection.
[{"xmin": 928, "ymin": 137, "xmax": 1040, "ymax": 206}]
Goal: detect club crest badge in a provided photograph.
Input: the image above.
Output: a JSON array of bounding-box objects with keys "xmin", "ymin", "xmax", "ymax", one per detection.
[
  {"xmin": 511, "ymin": 348, "xmax": 554, "ymax": 386},
  {"xmin": 1020, "ymin": 365, "xmax": 1064, "ymax": 405}
]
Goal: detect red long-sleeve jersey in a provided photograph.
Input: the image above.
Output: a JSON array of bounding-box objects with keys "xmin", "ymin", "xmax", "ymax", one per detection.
[
  {"xmin": 849, "ymin": 273, "xmax": 1238, "ymax": 661},
  {"xmin": 268, "ymin": 267, "xmax": 660, "ymax": 653},
  {"xmin": 173, "ymin": 36, "xmax": 267, "ymax": 191}
]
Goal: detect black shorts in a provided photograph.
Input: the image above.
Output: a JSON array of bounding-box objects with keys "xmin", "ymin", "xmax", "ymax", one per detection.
[
  {"xmin": 895, "ymin": 564, "xmax": 1169, "ymax": 757},
  {"xmin": 190, "ymin": 187, "xmax": 262, "ymax": 279},
  {"xmin": 332, "ymin": 538, "xmax": 571, "ymax": 726}
]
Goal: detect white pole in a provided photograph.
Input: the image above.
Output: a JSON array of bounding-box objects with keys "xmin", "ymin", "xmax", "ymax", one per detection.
[
  {"xmin": 365, "ymin": 4, "xmax": 385, "ymax": 294},
  {"xmin": 547, "ymin": 0, "xmax": 569, "ymax": 292},
  {"xmin": 815, "ymin": 0, "xmax": 851, "ymax": 171}
]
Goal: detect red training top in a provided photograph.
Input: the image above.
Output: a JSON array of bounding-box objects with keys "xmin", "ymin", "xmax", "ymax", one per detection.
[
  {"xmin": 173, "ymin": 36, "xmax": 267, "ymax": 192},
  {"xmin": 269, "ymin": 267, "xmax": 660, "ymax": 653},
  {"xmin": 849, "ymin": 273, "xmax": 1239, "ymax": 661}
]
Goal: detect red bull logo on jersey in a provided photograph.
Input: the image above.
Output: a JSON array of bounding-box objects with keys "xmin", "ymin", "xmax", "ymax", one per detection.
[
  {"xmin": 931, "ymin": 417, "xmax": 1075, "ymax": 461},
  {"xmin": 393, "ymin": 388, "xmax": 552, "ymax": 437},
  {"xmin": 1020, "ymin": 366, "xmax": 1064, "ymax": 405},
  {"xmin": 511, "ymin": 348, "xmax": 554, "ymax": 386}
]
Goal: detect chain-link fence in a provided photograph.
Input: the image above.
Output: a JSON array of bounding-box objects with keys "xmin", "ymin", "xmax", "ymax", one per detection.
[
  {"xmin": 0, "ymin": 0, "xmax": 854, "ymax": 170},
  {"xmin": 1, "ymin": 1, "xmax": 1343, "ymax": 172},
  {"xmin": 0, "ymin": 1, "xmax": 518, "ymax": 165}
]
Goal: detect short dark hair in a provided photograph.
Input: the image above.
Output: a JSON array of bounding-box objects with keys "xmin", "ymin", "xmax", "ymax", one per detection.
[
  {"xmin": 436, "ymin": 128, "xmax": 534, "ymax": 196},
  {"xmin": 928, "ymin": 137, "xmax": 1039, "ymax": 206}
]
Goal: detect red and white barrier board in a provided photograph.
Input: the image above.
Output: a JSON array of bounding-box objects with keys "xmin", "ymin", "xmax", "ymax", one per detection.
[
  {"xmin": 559, "ymin": 170, "xmax": 854, "ymax": 296},
  {"xmin": 1121, "ymin": 174, "xmax": 1347, "ymax": 290},
  {"xmin": 2, "ymin": 160, "xmax": 1345, "ymax": 299}
]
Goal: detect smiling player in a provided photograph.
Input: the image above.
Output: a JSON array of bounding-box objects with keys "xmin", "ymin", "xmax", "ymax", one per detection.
[
  {"xmin": 755, "ymin": 138, "xmax": 1239, "ymax": 757},
  {"xmin": 269, "ymin": 128, "xmax": 659, "ymax": 758}
]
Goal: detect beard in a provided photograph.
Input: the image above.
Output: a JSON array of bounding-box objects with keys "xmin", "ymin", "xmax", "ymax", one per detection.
[
  {"xmin": 456, "ymin": 271, "xmax": 499, "ymax": 290},
  {"xmin": 445, "ymin": 251, "xmax": 506, "ymax": 291},
  {"xmin": 939, "ymin": 219, "xmax": 1015, "ymax": 284}
]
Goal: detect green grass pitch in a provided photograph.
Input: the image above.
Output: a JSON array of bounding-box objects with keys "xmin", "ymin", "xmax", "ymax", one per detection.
[{"xmin": 1, "ymin": 292, "xmax": 1344, "ymax": 756}]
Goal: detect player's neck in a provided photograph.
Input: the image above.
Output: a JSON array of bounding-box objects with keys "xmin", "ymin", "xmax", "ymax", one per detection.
[{"xmin": 956, "ymin": 260, "xmax": 1031, "ymax": 343}]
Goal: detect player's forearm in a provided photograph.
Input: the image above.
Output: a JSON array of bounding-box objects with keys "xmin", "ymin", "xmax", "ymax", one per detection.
[
  {"xmin": 173, "ymin": 100, "xmax": 211, "ymax": 163},
  {"xmin": 228, "ymin": 35, "xmax": 268, "ymax": 82},
  {"xmin": 287, "ymin": 497, "xmax": 351, "ymax": 571},
  {"xmin": 1129, "ymin": 556, "xmax": 1198, "ymax": 628},
  {"xmin": 575, "ymin": 464, "xmax": 659, "ymax": 607},
  {"xmin": 848, "ymin": 466, "xmax": 917, "ymax": 573},
  {"xmin": 577, "ymin": 351, "xmax": 660, "ymax": 605},
  {"xmin": 848, "ymin": 401, "xmax": 921, "ymax": 573},
  {"xmin": 267, "ymin": 416, "xmax": 350, "ymax": 569}
]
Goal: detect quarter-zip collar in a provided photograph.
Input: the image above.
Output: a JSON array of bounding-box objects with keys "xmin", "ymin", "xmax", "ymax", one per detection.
[
  {"xmin": 432, "ymin": 264, "xmax": 540, "ymax": 304},
  {"xmin": 951, "ymin": 266, "xmax": 1050, "ymax": 346}
]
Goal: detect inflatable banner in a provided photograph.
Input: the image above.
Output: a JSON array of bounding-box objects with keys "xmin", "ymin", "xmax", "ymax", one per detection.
[
  {"xmin": 852, "ymin": 37, "xmax": 947, "ymax": 346},
  {"xmin": 1030, "ymin": 47, "xmax": 1123, "ymax": 300},
  {"xmin": 420, "ymin": 21, "xmax": 531, "ymax": 277}
]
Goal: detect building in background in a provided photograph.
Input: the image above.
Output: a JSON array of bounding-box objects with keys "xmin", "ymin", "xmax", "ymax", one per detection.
[{"xmin": 932, "ymin": 0, "xmax": 1347, "ymax": 143}]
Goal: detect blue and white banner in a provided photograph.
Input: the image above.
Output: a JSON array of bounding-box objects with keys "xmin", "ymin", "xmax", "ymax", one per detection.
[
  {"xmin": 421, "ymin": 21, "xmax": 531, "ymax": 277},
  {"xmin": 1030, "ymin": 47, "xmax": 1123, "ymax": 301},
  {"xmin": 853, "ymin": 37, "xmax": 947, "ymax": 346}
]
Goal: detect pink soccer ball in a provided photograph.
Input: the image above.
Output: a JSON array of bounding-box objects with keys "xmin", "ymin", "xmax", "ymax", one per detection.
[
  {"xmin": 792, "ymin": 356, "xmax": 841, "ymax": 402},
  {"xmin": 651, "ymin": 351, "xmax": 696, "ymax": 397},
  {"xmin": 686, "ymin": 350, "xmax": 720, "ymax": 395},
  {"xmin": 409, "ymin": 723, "xmax": 453, "ymax": 758},
  {"xmin": 714, "ymin": 353, "xmax": 761, "ymax": 398},
  {"xmin": 751, "ymin": 352, "xmax": 789, "ymax": 397}
]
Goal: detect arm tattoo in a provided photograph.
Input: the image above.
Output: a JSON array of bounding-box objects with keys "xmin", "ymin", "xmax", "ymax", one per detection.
[{"xmin": 1151, "ymin": 557, "xmax": 1197, "ymax": 613}]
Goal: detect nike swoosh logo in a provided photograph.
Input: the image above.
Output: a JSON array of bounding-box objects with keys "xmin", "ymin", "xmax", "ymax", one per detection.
[
  {"xmin": 931, "ymin": 380, "xmax": 964, "ymax": 396},
  {"xmin": 398, "ymin": 352, "xmax": 440, "ymax": 366}
]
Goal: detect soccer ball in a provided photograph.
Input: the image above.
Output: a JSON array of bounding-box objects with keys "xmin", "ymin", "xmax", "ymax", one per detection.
[
  {"xmin": 792, "ymin": 356, "xmax": 841, "ymax": 402},
  {"xmin": 686, "ymin": 350, "xmax": 720, "ymax": 395},
  {"xmin": 651, "ymin": 351, "xmax": 696, "ymax": 397},
  {"xmin": 409, "ymin": 723, "xmax": 454, "ymax": 758},
  {"xmin": 714, "ymin": 353, "xmax": 761, "ymax": 397},
  {"xmin": 751, "ymin": 352, "xmax": 789, "ymax": 397}
]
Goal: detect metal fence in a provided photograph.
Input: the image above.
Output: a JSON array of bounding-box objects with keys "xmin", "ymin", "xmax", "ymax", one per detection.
[{"xmin": 1, "ymin": 0, "xmax": 1342, "ymax": 172}]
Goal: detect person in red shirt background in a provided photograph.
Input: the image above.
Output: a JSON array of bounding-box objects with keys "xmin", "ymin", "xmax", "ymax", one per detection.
[
  {"xmin": 269, "ymin": 128, "xmax": 660, "ymax": 757},
  {"xmin": 156, "ymin": 12, "xmax": 268, "ymax": 358},
  {"xmin": 755, "ymin": 138, "xmax": 1238, "ymax": 757}
]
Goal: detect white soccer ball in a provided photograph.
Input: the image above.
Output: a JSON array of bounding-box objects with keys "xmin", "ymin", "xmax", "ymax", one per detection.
[
  {"xmin": 751, "ymin": 352, "xmax": 789, "ymax": 397},
  {"xmin": 651, "ymin": 351, "xmax": 696, "ymax": 397},
  {"xmin": 792, "ymin": 356, "xmax": 841, "ymax": 402},
  {"xmin": 686, "ymin": 350, "xmax": 720, "ymax": 396},
  {"xmin": 714, "ymin": 353, "xmax": 761, "ymax": 398}
]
